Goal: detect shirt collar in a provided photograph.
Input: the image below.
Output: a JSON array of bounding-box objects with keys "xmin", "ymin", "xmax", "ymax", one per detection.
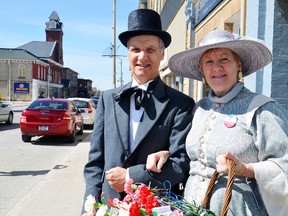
[{"xmin": 131, "ymin": 78, "xmax": 154, "ymax": 91}]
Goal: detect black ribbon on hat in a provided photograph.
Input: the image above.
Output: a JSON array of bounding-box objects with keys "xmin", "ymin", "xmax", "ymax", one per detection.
[{"xmin": 115, "ymin": 76, "xmax": 159, "ymax": 110}]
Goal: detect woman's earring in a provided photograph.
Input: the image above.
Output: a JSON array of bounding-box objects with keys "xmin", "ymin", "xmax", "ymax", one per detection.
[
  {"xmin": 202, "ymin": 76, "xmax": 206, "ymax": 84},
  {"xmin": 238, "ymin": 71, "xmax": 243, "ymax": 80}
]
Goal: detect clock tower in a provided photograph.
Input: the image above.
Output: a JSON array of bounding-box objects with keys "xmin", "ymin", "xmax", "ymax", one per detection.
[{"xmin": 45, "ymin": 11, "xmax": 64, "ymax": 65}]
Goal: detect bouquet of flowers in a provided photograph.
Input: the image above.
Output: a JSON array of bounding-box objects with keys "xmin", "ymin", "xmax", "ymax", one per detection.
[{"xmin": 84, "ymin": 178, "xmax": 215, "ymax": 216}]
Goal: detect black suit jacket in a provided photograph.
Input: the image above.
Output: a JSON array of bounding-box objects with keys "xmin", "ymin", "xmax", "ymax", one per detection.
[{"xmin": 83, "ymin": 78, "xmax": 195, "ymax": 206}]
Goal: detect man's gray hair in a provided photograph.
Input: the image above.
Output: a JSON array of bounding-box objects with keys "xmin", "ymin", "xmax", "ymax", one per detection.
[{"xmin": 127, "ymin": 36, "xmax": 166, "ymax": 51}]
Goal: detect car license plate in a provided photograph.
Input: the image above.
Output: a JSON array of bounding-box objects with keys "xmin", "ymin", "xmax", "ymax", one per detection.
[{"xmin": 38, "ymin": 125, "xmax": 49, "ymax": 131}]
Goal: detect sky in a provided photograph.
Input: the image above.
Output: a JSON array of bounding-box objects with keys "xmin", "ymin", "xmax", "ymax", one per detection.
[{"xmin": 0, "ymin": 0, "xmax": 139, "ymax": 91}]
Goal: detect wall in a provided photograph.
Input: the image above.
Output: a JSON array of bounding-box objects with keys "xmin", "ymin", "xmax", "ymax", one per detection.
[{"xmin": 271, "ymin": 0, "xmax": 288, "ymax": 109}]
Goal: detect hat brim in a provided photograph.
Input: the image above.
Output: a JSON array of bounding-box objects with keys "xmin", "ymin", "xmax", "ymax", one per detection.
[
  {"xmin": 118, "ymin": 30, "xmax": 171, "ymax": 48},
  {"xmin": 168, "ymin": 40, "xmax": 272, "ymax": 81}
]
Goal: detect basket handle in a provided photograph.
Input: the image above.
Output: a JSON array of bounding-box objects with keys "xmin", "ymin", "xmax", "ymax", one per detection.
[{"xmin": 202, "ymin": 159, "xmax": 236, "ymax": 216}]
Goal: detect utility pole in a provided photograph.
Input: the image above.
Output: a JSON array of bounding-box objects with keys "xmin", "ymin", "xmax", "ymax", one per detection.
[
  {"xmin": 102, "ymin": 0, "xmax": 126, "ymax": 88},
  {"xmin": 112, "ymin": 0, "xmax": 116, "ymax": 88},
  {"xmin": 117, "ymin": 57, "xmax": 123, "ymax": 86}
]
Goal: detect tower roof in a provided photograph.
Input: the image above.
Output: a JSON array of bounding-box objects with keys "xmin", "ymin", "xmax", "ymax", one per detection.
[{"xmin": 49, "ymin": 11, "xmax": 60, "ymax": 21}]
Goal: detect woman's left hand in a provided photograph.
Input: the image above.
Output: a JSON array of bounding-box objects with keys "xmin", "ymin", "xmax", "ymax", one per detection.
[
  {"xmin": 216, "ymin": 152, "xmax": 255, "ymax": 178},
  {"xmin": 146, "ymin": 151, "xmax": 170, "ymax": 173}
]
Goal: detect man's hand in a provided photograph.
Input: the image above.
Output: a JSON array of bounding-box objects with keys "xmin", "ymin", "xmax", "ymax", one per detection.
[{"xmin": 105, "ymin": 167, "xmax": 126, "ymax": 192}]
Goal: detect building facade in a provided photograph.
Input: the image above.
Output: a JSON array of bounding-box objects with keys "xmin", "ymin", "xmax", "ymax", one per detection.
[
  {"xmin": 0, "ymin": 11, "xmax": 82, "ymax": 101},
  {"xmin": 78, "ymin": 78, "xmax": 93, "ymax": 98},
  {"xmin": 62, "ymin": 67, "xmax": 79, "ymax": 98},
  {"xmin": 0, "ymin": 49, "xmax": 49, "ymax": 101}
]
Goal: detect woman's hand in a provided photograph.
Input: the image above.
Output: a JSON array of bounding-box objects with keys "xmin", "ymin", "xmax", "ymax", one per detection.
[
  {"xmin": 216, "ymin": 152, "xmax": 255, "ymax": 178},
  {"xmin": 146, "ymin": 151, "xmax": 170, "ymax": 173}
]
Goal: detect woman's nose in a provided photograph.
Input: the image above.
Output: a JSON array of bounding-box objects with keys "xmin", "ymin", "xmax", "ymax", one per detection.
[{"xmin": 212, "ymin": 61, "xmax": 222, "ymax": 70}]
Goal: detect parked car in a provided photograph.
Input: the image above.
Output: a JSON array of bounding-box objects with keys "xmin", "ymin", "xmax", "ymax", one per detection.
[
  {"xmin": 0, "ymin": 101, "xmax": 14, "ymax": 124},
  {"xmin": 67, "ymin": 97, "xmax": 96, "ymax": 129},
  {"xmin": 20, "ymin": 98, "xmax": 84, "ymax": 143},
  {"xmin": 91, "ymin": 96, "xmax": 99, "ymax": 108}
]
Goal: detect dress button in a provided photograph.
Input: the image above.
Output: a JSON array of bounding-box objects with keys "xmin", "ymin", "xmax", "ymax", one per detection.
[{"xmin": 200, "ymin": 153, "xmax": 205, "ymax": 159}]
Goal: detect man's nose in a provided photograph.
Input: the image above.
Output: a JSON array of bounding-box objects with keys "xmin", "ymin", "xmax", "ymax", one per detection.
[{"xmin": 138, "ymin": 51, "xmax": 148, "ymax": 60}]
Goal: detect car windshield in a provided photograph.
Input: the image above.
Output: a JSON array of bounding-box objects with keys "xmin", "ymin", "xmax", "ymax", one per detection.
[
  {"xmin": 72, "ymin": 100, "xmax": 88, "ymax": 108},
  {"xmin": 28, "ymin": 101, "xmax": 67, "ymax": 110}
]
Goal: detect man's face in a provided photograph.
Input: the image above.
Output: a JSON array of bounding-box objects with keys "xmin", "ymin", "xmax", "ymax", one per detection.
[{"xmin": 128, "ymin": 35, "xmax": 164, "ymax": 84}]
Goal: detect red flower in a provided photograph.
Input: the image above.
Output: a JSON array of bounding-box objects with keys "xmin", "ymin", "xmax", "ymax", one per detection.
[{"xmin": 130, "ymin": 202, "xmax": 141, "ymax": 216}]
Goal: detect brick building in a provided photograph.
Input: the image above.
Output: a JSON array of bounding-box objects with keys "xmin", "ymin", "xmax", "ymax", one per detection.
[{"xmin": 0, "ymin": 11, "xmax": 79, "ymax": 101}]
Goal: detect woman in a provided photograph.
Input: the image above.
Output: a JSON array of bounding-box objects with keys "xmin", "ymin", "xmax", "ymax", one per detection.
[{"xmin": 147, "ymin": 29, "xmax": 288, "ymax": 215}]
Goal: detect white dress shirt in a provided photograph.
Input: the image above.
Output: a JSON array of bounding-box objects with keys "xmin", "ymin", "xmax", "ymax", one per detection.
[{"xmin": 129, "ymin": 78, "xmax": 153, "ymax": 152}]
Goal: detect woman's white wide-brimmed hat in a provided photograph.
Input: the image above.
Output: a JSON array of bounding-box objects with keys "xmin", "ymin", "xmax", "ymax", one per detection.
[{"xmin": 168, "ymin": 29, "xmax": 272, "ymax": 81}]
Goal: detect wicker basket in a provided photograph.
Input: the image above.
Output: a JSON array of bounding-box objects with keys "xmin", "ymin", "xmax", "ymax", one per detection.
[{"xmin": 202, "ymin": 159, "xmax": 236, "ymax": 216}]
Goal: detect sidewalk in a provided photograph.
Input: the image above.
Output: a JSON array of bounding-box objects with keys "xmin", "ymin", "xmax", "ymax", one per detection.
[
  {"xmin": 5, "ymin": 135, "xmax": 91, "ymax": 216},
  {"xmin": 4, "ymin": 100, "xmax": 31, "ymax": 111}
]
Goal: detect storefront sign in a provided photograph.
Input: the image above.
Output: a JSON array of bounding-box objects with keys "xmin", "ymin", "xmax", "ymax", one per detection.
[
  {"xmin": 14, "ymin": 83, "xmax": 29, "ymax": 94},
  {"xmin": 194, "ymin": 0, "xmax": 223, "ymax": 27}
]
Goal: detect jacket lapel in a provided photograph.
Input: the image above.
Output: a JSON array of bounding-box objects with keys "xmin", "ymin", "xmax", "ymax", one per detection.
[
  {"xmin": 133, "ymin": 79, "xmax": 169, "ymax": 149},
  {"xmin": 113, "ymin": 84, "xmax": 131, "ymax": 156}
]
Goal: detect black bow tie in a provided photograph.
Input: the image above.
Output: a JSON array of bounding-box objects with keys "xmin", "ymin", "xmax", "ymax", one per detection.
[
  {"xmin": 115, "ymin": 76, "xmax": 159, "ymax": 110},
  {"xmin": 117, "ymin": 86, "xmax": 149, "ymax": 110}
]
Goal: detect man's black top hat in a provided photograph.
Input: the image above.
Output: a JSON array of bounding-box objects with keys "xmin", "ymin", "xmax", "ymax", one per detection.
[{"xmin": 118, "ymin": 9, "xmax": 171, "ymax": 48}]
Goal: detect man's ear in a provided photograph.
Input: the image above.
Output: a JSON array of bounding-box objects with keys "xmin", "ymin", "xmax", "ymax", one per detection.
[{"xmin": 161, "ymin": 49, "xmax": 165, "ymax": 60}]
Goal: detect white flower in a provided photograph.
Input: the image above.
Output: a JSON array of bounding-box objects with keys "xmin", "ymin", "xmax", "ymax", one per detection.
[
  {"xmin": 96, "ymin": 205, "xmax": 108, "ymax": 216},
  {"xmin": 84, "ymin": 194, "xmax": 96, "ymax": 216},
  {"xmin": 118, "ymin": 208, "xmax": 130, "ymax": 216}
]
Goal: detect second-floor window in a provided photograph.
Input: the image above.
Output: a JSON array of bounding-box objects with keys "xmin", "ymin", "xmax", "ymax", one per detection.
[{"xmin": 18, "ymin": 64, "xmax": 25, "ymax": 79}]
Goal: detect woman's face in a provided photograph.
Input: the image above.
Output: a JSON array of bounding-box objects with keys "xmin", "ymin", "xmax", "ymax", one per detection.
[
  {"xmin": 128, "ymin": 35, "xmax": 164, "ymax": 84},
  {"xmin": 200, "ymin": 48, "xmax": 242, "ymax": 97}
]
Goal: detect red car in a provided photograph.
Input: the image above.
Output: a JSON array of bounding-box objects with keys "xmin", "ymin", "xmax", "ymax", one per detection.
[{"xmin": 20, "ymin": 98, "xmax": 84, "ymax": 143}]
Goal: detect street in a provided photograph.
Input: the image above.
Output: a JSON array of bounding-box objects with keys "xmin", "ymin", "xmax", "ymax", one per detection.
[{"xmin": 0, "ymin": 103, "xmax": 92, "ymax": 216}]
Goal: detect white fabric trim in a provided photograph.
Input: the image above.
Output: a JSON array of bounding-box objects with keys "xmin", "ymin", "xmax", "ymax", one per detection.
[{"xmin": 252, "ymin": 161, "xmax": 288, "ymax": 216}]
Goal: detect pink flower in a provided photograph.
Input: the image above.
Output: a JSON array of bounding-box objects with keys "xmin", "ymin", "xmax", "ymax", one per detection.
[
  {"xmin": 171, "ymin": 209, "xmax": 184, "ymax": 216},
  {"xmin": 124, "ymin": 178, "xmax": 134, "ymax": 194}
]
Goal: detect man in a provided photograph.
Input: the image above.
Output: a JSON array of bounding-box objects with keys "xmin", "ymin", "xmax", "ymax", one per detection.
[{"xmin": 81, "ymin": 8, "xmax": 195, "ymax": 214}]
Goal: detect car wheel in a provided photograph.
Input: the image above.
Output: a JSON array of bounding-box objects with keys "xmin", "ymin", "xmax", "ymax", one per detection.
[
  {"xmin": 22, "ymin": 135, "xmax": 31, "ymax": 142},
  {"xmin": 67, "ymin": 127, "xmax": 76, "ymax": 143},
  {"xmin": 78, "ymin": 123, "xmax": 84, "ymax": 135},
  {"xmin": 5, "ymin": 112, "xmax": 13, "ymax": 125}
]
